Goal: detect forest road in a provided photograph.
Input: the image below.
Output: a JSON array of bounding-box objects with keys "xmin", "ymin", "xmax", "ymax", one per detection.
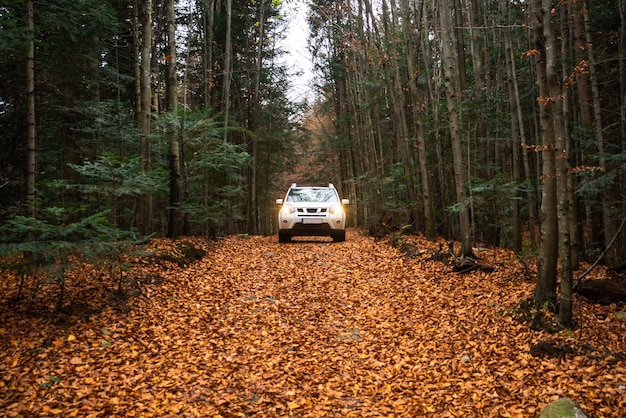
[
  {"xmin": 160, "ymin": 229, "xmax": 600, "ymax": 416},
  {"xmin": 3, "ymin": 230, "xmax": 622, "ymax": 417}
]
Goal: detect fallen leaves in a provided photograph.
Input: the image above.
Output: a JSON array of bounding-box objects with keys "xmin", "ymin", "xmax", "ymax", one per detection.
[{"xmin": 0, "ymin": 232, "xmax": 624, "ymax": 417}]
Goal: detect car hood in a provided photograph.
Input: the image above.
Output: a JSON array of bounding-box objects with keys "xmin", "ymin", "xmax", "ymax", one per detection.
[{"xmin": 287, "ymin": 201, "xmax": 338, "ymax": 208}]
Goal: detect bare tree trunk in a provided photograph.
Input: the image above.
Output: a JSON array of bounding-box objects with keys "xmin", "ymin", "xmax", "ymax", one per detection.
[
  {"xmin": 361, "ymin": 0, "xmax": 388, "ymax": 221},
  {"xmin": 205, "ymin": 0, "xmax": 216, "ymax": 109},
  {"xmin": 248, "ymin": 0, "xmax": 266, "ymax": 235},
  {"xmin": 504, "ymin": 26, "xmax": 522, "ymax": 252},
  {"xmin": 620, "ymin": 0, "xmax": 626, "ymax": 260},
  {"xmin": 132, "ymin": 0, "xmax": 141, "ymax": 127},
  {"xmin": 422, "ymin": 3, "xmax": 451, "ymax": 237},
  {"xmin": 508, "ymin": 32, "xmax": 538, "ymax": 249},
  {"xmin": 584, "ymin": 2, "xmax": 611, "ymax": 263},
  {"xmin": 25, "ymin": 0, "xmax": 36, "ymax": 216},
  {"xmin": 453, "ymin": 0, "xmax": 466, "ymax": 91},
  {"xmin": 381, "ymin": 1, "xmax": 419, "ymax": 224},
  {"xmin": 222, "ymin": 0, "xmax": 233, "ymax": 141},
  {"xmin": 572, "ymin": 1, "xmax": 603, "ymax": 261},
  {"xmin": 532, "ymin": 0, "xmax": 558, "ymax": 306},
  {"xmin": 400, "ymin": 0, "xmax": 436, "ymax": 240},
  {"xmin": 557, "ymin": 4, "xmax": 579, "ymax": 271},
  {"xmin": 542, "ymin": 0, "xmax": 573, "ymax": 327},
  {"xmin": 439, "ymin": 0, "xmax": 472, "ymax": 256},
  {"xmin": 167, "ymin": 0, "xmax": 181, "ymax": 239},
  {"xmin": 137, "ymin": 0, "xmax": 153, "ymax": 235},
  {"xmin": 468, "ymin": 0, "xmax": 489, "ymax": 180}
]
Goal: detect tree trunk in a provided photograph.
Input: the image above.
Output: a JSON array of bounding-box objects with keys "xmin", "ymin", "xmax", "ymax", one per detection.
[
  {"xmin": 504, "ymin": 26, "xmax": 522, "ymax": 252},
  {"xmin": 439, "ymin": 0, "xmax": 472, "ymax": 256},
  {"xmin": 138, "ymin": 0, "xmax": 153, "ymax": 235},
  {"xmin": 167, "ymin": 0, "xmax": 182, "ymax": 239},
  {"xmin": 133, "ymin": 0, "xmax": 142, "ymax": 121},
  {"xmin": 620, "ymin": 0, "xmax": 626, "ymax": 261},
  {"xmin": 542, "ymin": 0, "xmax": 573, "ymax": 327},
  {"xmin": 26, "ymin": 0, "xmax": 36, "ymax": 217},
  {"xmin": 584, "ymin": 2, "xmax": 610, "ymax": 263},
  {"xmin": 362, "ymin": 0, "xmax": 388, "ymax": 217},
  {"xmin": 381, "ymin": 1, "xmax": 419, "ymax": 225},
  {"xmin": 510, "ymin": 35, "xmax": 538, "ymax": 249},
  {"xmin": 222, "ymin": 0, "xmax": 233, "ymax": 140},
  {"xmin": 573, "ymin": 1, "xmax": 603, "ymax": 261},
  {"xmin": 400, "ymin": 0, "xmax": 436, "ymax": 241},
  {"xmin": 248, "ymin": 0, "xmax": 266, "ymax": 235},
  {"xmin": 561, "ymin": 3, "xmax": 579, "ymax": 271},
  {"xmin": 423, "ymin": 3, "xmax": 451, "ymax": 237},
  {"xmin": 453, "ymin": 0, "xmax": 466, "ymax": 91},
  {"xmin": 204, "ymin": 0, "xmax": 216, "ymax": 109},
  {"xmin": 532, "ymin": 0, "xmax": 558, "ymax": 306}
]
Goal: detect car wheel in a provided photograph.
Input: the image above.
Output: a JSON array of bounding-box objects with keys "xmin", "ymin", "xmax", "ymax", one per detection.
[
  {"xmin": 333, "ymin": 230, "xmax": 346, "ymax": 242},
  {"xmin": 278, "ymin": 231, "xmax": 292, "ymax": 243}
]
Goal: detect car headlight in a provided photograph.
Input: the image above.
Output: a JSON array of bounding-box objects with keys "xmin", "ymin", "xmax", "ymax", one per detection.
[
  {"xmin": 329, "ymin": 205, "xmax": 344, "ymax": 215},
  {"xmin": 281, "ymin": 205, "xmax": 295, "ymax": 215}
]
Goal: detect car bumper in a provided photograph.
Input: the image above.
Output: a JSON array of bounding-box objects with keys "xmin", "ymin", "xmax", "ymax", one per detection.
[{"xmin": 278, "ymin": 216, "xmax": 345, "ymax": 232}]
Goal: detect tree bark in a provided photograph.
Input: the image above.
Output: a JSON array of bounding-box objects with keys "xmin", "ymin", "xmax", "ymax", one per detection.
[
  {"xmin": 204, "ymin": 0, "xmax": 216, "ymax": 109},
  {"xmin": 26, "ymin": 0, "xmax": 36, "ymax": 216},
  {"xmin": 400, "ymin": 0, "xmax": 436, "ymax": 241},
  {"xmin": 620, "ymin": 0, "xmax": 626, "ymax": 261},
  {"xmin": 532, "ymin": 0, "xmax": 559, "ymax": 306},
  {"xmin": 573, "ymin": 1, "xmax": 602, "ymax": 262},
  {"xmin": 167, "ymin": 0, "xmax": 182, "ymax": 239},
  {"xmin": 381, "ymin": 1, "xmax": 419, "ymax": 226},
  {"xmin": 248, "ymin": 0, "xmax": 266, "ymax": 235},
  {"xmin": 542, "ymin": 0, "xmax": 573, "ymax": 327},
  {"xmin": 439, "ymin": 0, "xmax": 473, "ymax": 256},
  {"xmin": 137, "ymin": 0, "xmax": 153, "ymax": 235},
  {"xmin": 584, "ymin": 2, "xmax": 611, "ymax": 264},
  {"xmin": 222, "ymin": 0, "xmax": 233, "ymax": 141},
  {"xmin": 504, "ymin": 26, "xmax": 522, "ymax": 252}
]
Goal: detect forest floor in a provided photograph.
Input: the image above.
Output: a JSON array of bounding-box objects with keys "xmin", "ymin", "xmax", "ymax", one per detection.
[{"xmin": 1, "ymin": 230, "xmax": 625, "ymax": 417}]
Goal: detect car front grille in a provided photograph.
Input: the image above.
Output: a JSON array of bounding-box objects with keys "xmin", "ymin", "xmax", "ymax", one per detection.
[{"xmin": 297, "ymin": 208, "xmax": 328, "ymax": 216}]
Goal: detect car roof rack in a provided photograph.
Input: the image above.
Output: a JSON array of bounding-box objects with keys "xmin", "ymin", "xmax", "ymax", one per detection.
[{"xmin": 289, "ymin": 183, "xmax": 336, "ymax": 189}]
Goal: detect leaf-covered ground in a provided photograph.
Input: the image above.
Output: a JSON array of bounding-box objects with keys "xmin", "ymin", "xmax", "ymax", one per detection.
[{"xmin": 1, "ymin": 231, "xmax": 625, "ymax": 417}]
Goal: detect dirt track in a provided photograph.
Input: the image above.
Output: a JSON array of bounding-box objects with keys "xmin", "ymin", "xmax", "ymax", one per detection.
[{"xmin": 1, "ymin": 231, "xmax": 625, "ymax": 416}]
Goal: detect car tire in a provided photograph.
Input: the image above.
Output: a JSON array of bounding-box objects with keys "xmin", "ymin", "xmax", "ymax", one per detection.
[
  {"xmin": 333, "ymin": 230, "xmax": 346, "ymax": 242},
  {"xmin": 278, "ymin": 231, "xmax": 292, "ymax": 243}
]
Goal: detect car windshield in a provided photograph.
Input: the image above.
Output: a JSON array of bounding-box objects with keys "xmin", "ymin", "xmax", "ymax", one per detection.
[{"xmin": 286, "ymin": 188, "xmax": 338, "ymax": 203}]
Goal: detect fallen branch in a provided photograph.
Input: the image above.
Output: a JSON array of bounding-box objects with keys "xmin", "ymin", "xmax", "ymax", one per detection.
[
  {"xmin": 453, "ymin": 256, "xmax": 495, "ymax": 274},
  {"xmin": 574, "ymin": 214, "xmax": 626, "ymax": 289}
]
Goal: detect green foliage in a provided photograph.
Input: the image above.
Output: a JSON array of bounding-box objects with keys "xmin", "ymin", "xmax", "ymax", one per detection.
[
  {"xmin": 575, "ymin": 152, "xmax": 626, "ymax": 202},
  {"xmin": 72, "ymin": 100, "xmax": 142, "ymax": 156},
  {"xmin": 0, "ymin": 207, "xmax": 145, "ymax": 311},
  {"xmin": 382, "ymin": 163, "xmax": 415, "ymax": 213},
  {"xmin": 66, "ymin": 152, "xmax": 167, "ymax": 230},
  {"xmin": 445, "ymin": 175, "xmax": 518, "ymax": 246},
  {"xmin": 151, "ymin": 109, "xmax": 251, "ymax": 235},
  {"xmin": 69, "ymin": 153, "xmax": 164, "ymax": 199}
]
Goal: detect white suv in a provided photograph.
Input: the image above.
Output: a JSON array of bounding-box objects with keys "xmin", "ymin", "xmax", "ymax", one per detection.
[{"xmin": 276, "ymin": 183, "xmax": 349, "ymax": 243}]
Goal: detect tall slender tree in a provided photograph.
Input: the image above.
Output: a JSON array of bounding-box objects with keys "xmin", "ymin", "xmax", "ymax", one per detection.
[
  {"xmin": 439, "ymin": 0, "xmax": 473, "ymax": 256},
  {"xmin": 25, "ymin": 0, "xmax": 36, "ymax": 216},
  {"xmin": 137, "ymin": 0, "xmax": 154, "ymax": 234},
  {"xmin": 542, "ymin": 0, "xmax": 573, "ymax": 326},
  {"xmin": 532, "ymin": 0, "xmax": 559, "ymax": 306},
  {"xmin": 400, "ymin": 0, "xmax": 436, "ymax": 240},
  {"xmin": 167, "ymin": 0, "xmax": 182, "ymax": 238},
  {"xmin": 222, "ymin": 0, "xmax": 233, "ymax": 141}
]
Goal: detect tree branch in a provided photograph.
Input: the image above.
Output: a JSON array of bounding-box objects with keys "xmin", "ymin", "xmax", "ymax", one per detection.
[{"xmin": 574, "ymin": 214, "xmax": 626, "ymax": 289}]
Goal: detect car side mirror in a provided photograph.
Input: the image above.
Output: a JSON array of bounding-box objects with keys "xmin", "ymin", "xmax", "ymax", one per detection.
[
  {"xmin": 276, "ymin": 199, "xmax": 283, "ymax": 205},
  {"xmin": 342, "ymin": 199, "xmax": 349, "ymax": 205}
]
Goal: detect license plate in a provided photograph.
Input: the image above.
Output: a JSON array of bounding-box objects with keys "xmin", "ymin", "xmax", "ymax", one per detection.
[{"xmin": 302, "ymin": 218, "xmax": 322, "ymax": 224}]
